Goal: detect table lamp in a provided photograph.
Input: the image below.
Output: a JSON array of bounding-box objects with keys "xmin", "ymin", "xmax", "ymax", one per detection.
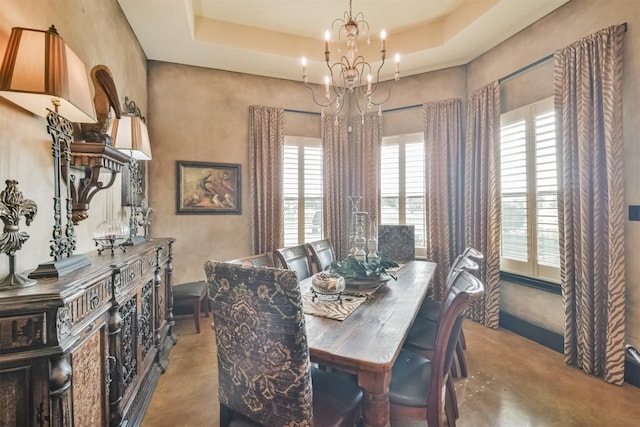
[
  {"xmin": 111, "ymin": 100, "xmax": 152, "ymax": 246},
  {"xmin": 0, "ymin": 25, "xmax": 97, "ymax": 278}
]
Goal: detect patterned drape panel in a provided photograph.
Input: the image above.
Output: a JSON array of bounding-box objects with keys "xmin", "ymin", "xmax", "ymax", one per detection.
[
  {"xmin": 424, "ymin": 99, "xmax": 465, "ymax": 300},
  {"xmin": 554, "ymin": 25, "xmax": 626, "ymax": 385},
  {"xmin": 248, "ymin": 105, "xmax": 284, "ymax": 254},
  {"xmin": 464, "ymin": 82, "xmax": 501, "ymax": 329},
  {"xmin": 351, "ymin": 112, "xmax": 382, "ymax": 220},
  {"xmin": 322, "ymin": 114, "xmax": 350, "ymax": 260}
]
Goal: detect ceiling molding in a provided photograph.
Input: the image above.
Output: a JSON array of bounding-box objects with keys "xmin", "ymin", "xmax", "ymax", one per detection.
[{"xmin": 118, "ymin": 0, "xmax": 570, "ymax": 84}]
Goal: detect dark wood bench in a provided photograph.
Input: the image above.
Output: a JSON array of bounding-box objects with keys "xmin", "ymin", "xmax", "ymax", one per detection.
[{"xmin": 172, "ymin": 281, "xmax": 209, "ymax": 333}]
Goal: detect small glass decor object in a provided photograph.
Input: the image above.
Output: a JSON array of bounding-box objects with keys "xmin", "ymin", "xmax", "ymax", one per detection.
[
  {"xmin": 367, "ymin": 214, "xmax": 378, "ymax": 261},
  {"xmin": 352, "ymin": 211, "xmax": 368, "ymax": 262},
  {"xmin": 93, "ymin": 220, "xmax": 128, "ymax": 255},
  {"xmin": 311, "ymin": 271, "xmax": 346, "ymax": 304}
]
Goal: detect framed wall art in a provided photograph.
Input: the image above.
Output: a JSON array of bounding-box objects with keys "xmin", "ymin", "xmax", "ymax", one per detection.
[{"xmin": 176, "ymin": 161, "xmax": 241, "ymax": 214}]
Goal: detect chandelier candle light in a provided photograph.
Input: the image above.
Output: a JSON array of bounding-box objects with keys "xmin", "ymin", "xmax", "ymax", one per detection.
[{"xmin": 301, "ymin": 0, "xmax": 400, "ymax": 121}]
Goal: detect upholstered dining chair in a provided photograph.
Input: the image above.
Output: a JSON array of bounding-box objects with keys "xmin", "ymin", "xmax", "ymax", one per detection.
[
  {"xmin": 204, "ymin": 261, "xmax": 363, "ymax": 427},
  {"xmin": 389, "ymin": 269, "xmax": 485, "ymax": 427},
  {"xmin": 378, "ymin": 224, "xmax": 416, "ymax": 263},
  {"xmin": 306, "ymin": 239, "xmax": 335, "ymax": 274},
  {"xmin": 228, "ymin": 252, "xmax": 274, "ymax": 267},
  {"xmin": 273, "ymin": 244, "xmax": 313, "ymax": 280}
]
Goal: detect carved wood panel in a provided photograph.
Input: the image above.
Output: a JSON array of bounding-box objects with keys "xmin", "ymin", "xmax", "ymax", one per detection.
[
  {"xmin": 0, "ymin": 312, "xmax": 47, "ymax": 352},
  {"xmin": 0, "ymin": 365, "xmax": 30, "ymax": 426},
  {"xmin": 120, "ymin": 296, "xmax": 138, "ymax": 393},
  {"xmin": 71, "ymin": 327, "xmax": 107, "ymax": 426},
  {"xmin": 140, "ymin": 280, "xmax": 154, "ymax": 360}
]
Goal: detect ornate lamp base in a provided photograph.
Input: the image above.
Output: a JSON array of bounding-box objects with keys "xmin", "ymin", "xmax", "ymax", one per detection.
[
  {"xmin": 0, "ymin": 272, "xmax": 36, "ymax": 290},
  {"xmin": 122, "ymin": 236, "xmax": 146, "ymax": 246},
  {"xmin": 28, "ymin": 255, "xmax": 91, "ymax": 279}
]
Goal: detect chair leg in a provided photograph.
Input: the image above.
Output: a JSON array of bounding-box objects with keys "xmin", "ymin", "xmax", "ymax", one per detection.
[
  {"xmin": 451, "ymin": 357, "xmax": 459, "ymax": 377},
  {"xmin": 459, "ymin": 328, "xmax": 467, "ymax": 350},
  {"xmin": 445, "ymin": 395, "xmax": 457, "ymax": 427},
  {"xmin": 193, "ymin": 298, "xmax": 201, "ymax": 334},
  {"xmin": 455, "ymin": 338, "xmax": 467, "ymax": 378},
  {"xmin": 446, "ymin": 374, "xmax": 459, "ymax": 420},
  {"xmin": 201, "ymin": 296, "xmax": 210, "ymax": 317}
]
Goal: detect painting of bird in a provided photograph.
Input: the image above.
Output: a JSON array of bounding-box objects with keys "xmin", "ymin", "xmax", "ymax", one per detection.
[{"xmin": 179, "ymin": 162, "xmax": 240, "ymax": 213}]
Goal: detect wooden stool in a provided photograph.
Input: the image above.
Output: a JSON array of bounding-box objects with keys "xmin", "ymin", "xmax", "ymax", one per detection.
[{"xmin": 172, "ymin": 281, "xmax": 208, "ymax": 333}]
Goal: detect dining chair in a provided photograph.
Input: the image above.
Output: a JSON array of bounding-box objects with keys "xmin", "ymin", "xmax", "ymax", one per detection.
[
  {"xmin": 228, "ymin": 252, "xmax": 274, "ymax": 267},
  {"xmin": 273, "ymin": 244, "xmax": 313, "ymax": 280},
  {"xmin": 378, "ymin": 224, "xmax": 415, "ymax": 263},
  {"xmin": 408, "ymin": 250, "xmax": 481, "ymax": 382},
  {"xmin": 389, "ymin": 269, "xmax": 485, "ymax": 427},
  {"xmin": 306, "ymin": 239, "xmax": 335, "ymax": 274},
  {"xmin": 417, "ymin": 253, "xmax": 480, "ymax": 322},
  {"xmin": 204, "ymin": 261, "xmax": 363, "ymax": 427}
]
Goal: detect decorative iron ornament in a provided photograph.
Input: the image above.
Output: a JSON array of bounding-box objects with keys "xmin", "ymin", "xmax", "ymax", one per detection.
[
  {"xmin": 137, "ymin": 198, "xmax": 153, "ymax": 241},
  {"xmin": 0, "ymin": 180, "xmax": 37, "ymax": 289},
  {"xmin": 123, "ymin": 96, "xmax": 145, "ymax": 122},
  {"xmin": 29, "ymin": 109, "xmax": 91, "ymax": 279}
]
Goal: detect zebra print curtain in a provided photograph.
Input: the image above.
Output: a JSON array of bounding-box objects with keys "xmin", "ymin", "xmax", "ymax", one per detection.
[
  {"xmin": 424, "ymin": 99, "xmax": 465, "ymax": 300},
  {"xmin": 554, "ymin": 24, "xmax": 626, "ymax": 385},
  {"xmin": 321, "ymin": 114, "xmax": 350, "ymax": 260},
  {"xmin": 351, "ymin": 112, "xmax": 382, "ymax": 223},
  {"xmin": 464, "ymin": 82, "xmax": 501, "ymax": 329},
  {"xmin": 248, "ymin": 105, "xmax": 285, "ymax": 254}
]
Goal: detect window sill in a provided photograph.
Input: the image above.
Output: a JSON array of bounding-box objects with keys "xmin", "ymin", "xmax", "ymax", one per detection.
[{"xmin": 500, "ymin": 271, "xmax": 561, "ymax": 295}]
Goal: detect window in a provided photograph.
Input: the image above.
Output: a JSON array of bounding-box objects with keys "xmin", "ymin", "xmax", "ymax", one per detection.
[
  {"xmin": 283, "ymin": 136, "xmax": 323, "ymax": 246},
  {"xmin": 380, "ymin": 133, "xmax": 426, "ymax": 256},
  {"xmin": 500, "ymin": 97, "xmax": 560, "ymax": 282}
]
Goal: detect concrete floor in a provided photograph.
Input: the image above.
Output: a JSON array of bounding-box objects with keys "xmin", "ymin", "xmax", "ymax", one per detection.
[{"xmin": 142, "ymin": 315, "xmax": 640, "ymax": 426}]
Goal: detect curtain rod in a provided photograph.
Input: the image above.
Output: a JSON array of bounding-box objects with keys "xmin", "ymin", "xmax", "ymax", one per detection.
[
  {"xmin": 498, "ymin": 22, "xmax": 627, "ymax": 84},
  {"xmin": 382, "ymin": 104, "xmax": 423, "ymax": 114},
  {"xmin": 285, "ymin": 104, "xmax": 425, "ymax": 116},
  {"xmin": 284, "ymin": 108, "xmax": 321, "ymax": 116}
]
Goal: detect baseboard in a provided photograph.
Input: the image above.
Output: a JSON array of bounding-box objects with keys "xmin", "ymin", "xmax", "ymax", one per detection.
[
  {"xmin": 499, "ymin": 311, "xmax": 640, "ymax": 387},
  {"xmin": 499, "ymin": 311, "xmax": 564, "ymax": 353}
]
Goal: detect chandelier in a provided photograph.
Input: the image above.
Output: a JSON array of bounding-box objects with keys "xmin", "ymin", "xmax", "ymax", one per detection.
[{"xmin": 301, "ymin": 0, "xmax": 399, "ymax": 121}]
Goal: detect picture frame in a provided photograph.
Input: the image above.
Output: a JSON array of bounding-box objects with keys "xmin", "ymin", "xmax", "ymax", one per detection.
[{"xmin": 176, "ymin": 161, "xmax": 241, "ymax": 214}]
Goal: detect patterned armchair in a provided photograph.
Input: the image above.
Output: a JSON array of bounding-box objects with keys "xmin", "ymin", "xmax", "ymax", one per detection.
[
  {"xmin": 378, "ymin": 224, "xmax": 416, "ymax": 263},
  {"xmin": 204, "ymin": 261, "xmax": 363, "ymax": 427}
]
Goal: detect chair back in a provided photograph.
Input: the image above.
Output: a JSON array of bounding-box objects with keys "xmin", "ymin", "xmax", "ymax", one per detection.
[
  {"xmin": 204, "ymin": 261, "xmax": 313, "ymax": 426},
  {"xmin": 429, "ymin": 270, "xmax": 484, "ymax": 412},
  {"xmin": 434, "ymin": 270, "xmax": 484, "ymax": 378},
  {"xmin": 228, "ymin": 253, "xmax": 274, "ymax": 267},
  {"xmin": 462, "ymin": 246, "xmax": 484, "ymax": 262},
  {"xmin": 378, "ymin": 224, "xmax": 416, "ymax": 263},
  {"xmin": 273, "ymin": 244, "xmax": 312, "ymax": 280},
  {"xmin": 306, "ymin": 239, "xmax": 334, "ymax": 274},
  {"xmin": 445, "ymin": 254, "xmax": 480, "ymax": 287}
]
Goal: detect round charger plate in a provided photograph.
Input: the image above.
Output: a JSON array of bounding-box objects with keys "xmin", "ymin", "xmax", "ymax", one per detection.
[{"xmin": 345, "ymin": 274, "xmax": 392, "ymax": 290}]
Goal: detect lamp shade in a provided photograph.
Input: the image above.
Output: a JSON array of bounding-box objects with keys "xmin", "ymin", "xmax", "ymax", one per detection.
[
  {"xmin": 112, "ymin": 114, "xmax": 152, "ymax": 160},
  {"xmin": 0, "ymin": 26, "xmax": 96, "ymax": 123}
]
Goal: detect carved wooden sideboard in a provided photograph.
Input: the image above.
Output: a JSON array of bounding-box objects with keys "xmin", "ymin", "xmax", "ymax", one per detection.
[{"xmin": 0, "ymin": 238, "xmax": 176, "ymax": 427}]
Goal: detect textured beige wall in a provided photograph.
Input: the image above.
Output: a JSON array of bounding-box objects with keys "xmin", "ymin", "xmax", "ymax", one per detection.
[
  {"xmin": 0, "ymin": 1, "xmax": 147, "ymax": 279},
  {"xmin": 147, "ymin": 63, "xmax": 467, "ymax": 283},
  {"xmin": 467, "ymin": 0, "xmax": 640, "ymax": 347},
  {"xmin": 5, "ymin": 0, "xmax": 637, "ymax": 350}
]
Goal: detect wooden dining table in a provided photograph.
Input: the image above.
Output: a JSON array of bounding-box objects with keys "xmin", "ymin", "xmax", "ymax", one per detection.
[{"xmin": 300, "ymin": 260, "xmax": 437, "ymax": 427}]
